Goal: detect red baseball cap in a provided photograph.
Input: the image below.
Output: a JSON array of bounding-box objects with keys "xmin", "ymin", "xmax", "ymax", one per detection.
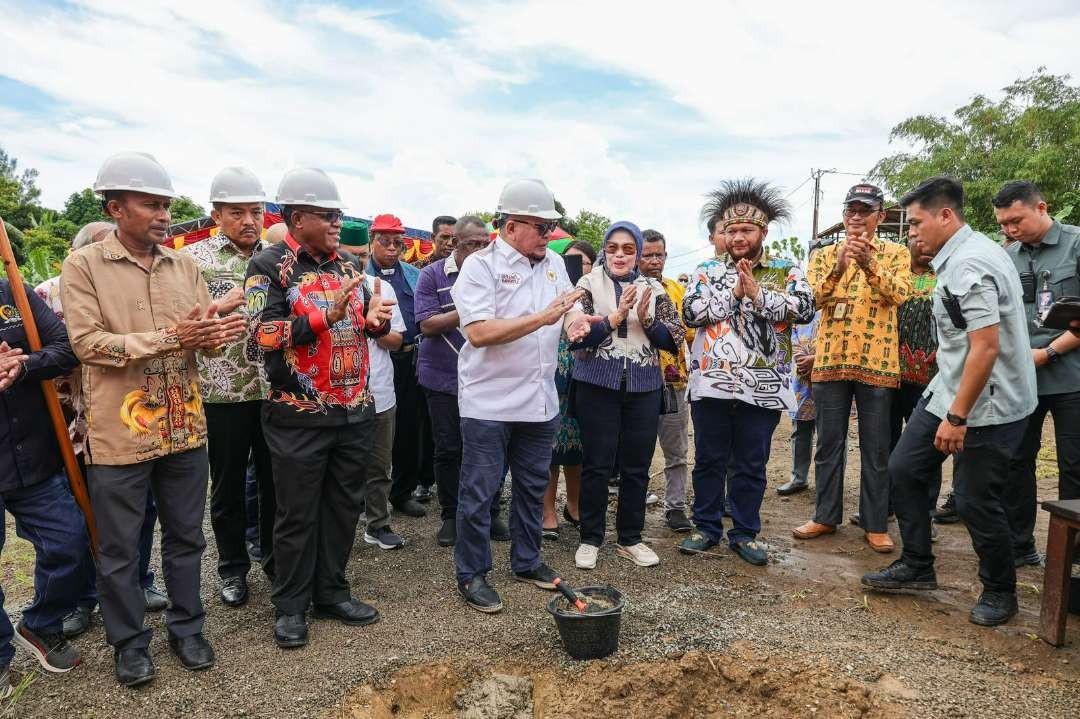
[{"xmin": 370, "ymin": 214, "xmax": 405, "ymax": 234}]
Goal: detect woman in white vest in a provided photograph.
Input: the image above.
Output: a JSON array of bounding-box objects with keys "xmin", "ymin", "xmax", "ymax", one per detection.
[{"xmin": 571, "ymin": 221, "xmax": 686, "ymax": 570}]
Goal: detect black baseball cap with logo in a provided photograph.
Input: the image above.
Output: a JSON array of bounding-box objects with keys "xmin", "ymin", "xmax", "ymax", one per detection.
[{"xmin": 844, "ymin": 183, "xmax": 885, "ymax": 207}]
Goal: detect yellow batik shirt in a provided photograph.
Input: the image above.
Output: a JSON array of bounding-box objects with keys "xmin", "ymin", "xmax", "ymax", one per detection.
[
  {"xmin": 807, "ymin": 236, "xmax": 912, "ymax": 388},
  {"xmin": 658, "ymin": 276, "xmax": 694, "ymax": 389}
]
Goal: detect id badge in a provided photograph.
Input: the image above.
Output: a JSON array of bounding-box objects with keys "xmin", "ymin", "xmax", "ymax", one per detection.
[
  {"xmin": 1038, "ymin": 289, "xmax": 1054, "ymax": 318},
  {"xmin": 832, "ymin": 302, "xmax": 849, "ymax": 320}
]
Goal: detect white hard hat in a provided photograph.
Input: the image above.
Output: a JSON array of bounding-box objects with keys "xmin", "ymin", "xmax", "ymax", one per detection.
[
  {"xmin": 209, "ymin": 166, "xmax": 266, "ymax": 204},
  {"xmin": 496, "ymin": 178, "xmax": 561, "ymax": 220},
  {"xmin": 275, "ymin": 168, "xmax": 346, "ymax": 209},
  {"xmin": 93, "ymin": 152, "xmax": 179, "ymax": 199}
]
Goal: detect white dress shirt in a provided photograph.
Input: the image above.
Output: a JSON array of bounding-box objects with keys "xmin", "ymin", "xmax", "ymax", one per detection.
[
  {"xmin": 452, "ymin": 238, "xmax": 577, "ymax": 422},
  {"xmin": 364, "ymin": 275, "xmax": 407, "ymax": 414}
]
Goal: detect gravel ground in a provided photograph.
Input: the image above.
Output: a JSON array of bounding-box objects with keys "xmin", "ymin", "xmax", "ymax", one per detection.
[{"xmin": 3, "ymin": 419, "xmax": 1078, "ymax": 718}]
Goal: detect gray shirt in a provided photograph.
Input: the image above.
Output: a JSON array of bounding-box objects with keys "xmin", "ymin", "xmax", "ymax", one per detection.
[
  {"xmin": 924, "ymin": 224, "xmax": 1037, "ymax": 426},
  {"xmin": 1006, "ymin": 220, "xmax": 1080, "ymax": 396}
]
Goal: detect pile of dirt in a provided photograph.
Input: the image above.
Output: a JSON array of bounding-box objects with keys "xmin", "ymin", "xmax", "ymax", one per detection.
[{"xmin": 336, "ymin": 645, "xmax": 903, "ymax": 719}]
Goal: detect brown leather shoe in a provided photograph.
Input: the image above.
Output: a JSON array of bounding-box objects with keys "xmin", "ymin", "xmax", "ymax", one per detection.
[
  {"xmin": 865, "ymin": 532, "xmax": 895, "ymax": 553},
  {"xmin": 792, "ymin": 521, "xmax": 836, "ymax": 539}
]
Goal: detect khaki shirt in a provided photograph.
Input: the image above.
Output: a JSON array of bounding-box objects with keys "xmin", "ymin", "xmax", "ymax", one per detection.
[{"xmin": 60, "ymin": 233, "xmax": 214, "ymax": 465}]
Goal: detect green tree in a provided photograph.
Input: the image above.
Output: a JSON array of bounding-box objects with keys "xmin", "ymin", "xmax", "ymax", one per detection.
[
  {"xmin": 553, "ymin": 199, "xmax": 578, "ymax": 236},
  {"xmin": 768, "ymin": 236, "xmax": 806, "ymax": 264},
  {"xmin": 169, "ymin": 196, "xmax": 206, "ymax": 223},
  {"xmin": 63, "ymin": 187, "xmax": 105, "ymax": 227},
  {"xmin": 872, "ymin": 68, "xmax": 1080, "ymax": 235},
  {"xmin": 0, "ymin": 146, "xmax": 43, "ymax": 229},
  {"xmin": 571, "ymin": 209, "xmax": 610, "ymax": 250},
  {"xmin": 461, "ymin": 210, "xmax": 495, "ymax": 223}
]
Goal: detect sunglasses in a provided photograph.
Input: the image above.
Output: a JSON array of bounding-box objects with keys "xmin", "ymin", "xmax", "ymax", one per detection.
[
  {"xmin": 374, "ymin": 236, "xmax": 404, "ymax": 249},
  {"xmin": 515, "ymin": 219, "xmax": 558, "ymax": 237},
  {"xmin": 301, "ymin": 209, "xmax": 344, "ymax": 224}
]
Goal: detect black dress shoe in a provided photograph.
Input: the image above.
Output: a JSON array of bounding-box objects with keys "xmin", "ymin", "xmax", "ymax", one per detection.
[
  {"xmin": 970, "ymin": 591, "xmax": 1018, "ymax": 626},
  {"xmin": 62, "ymin": 605, "xmax": 93, "ymax": 639},
  {"xmin": 437, "ymin": 518, "xmax": 457, "ymax": 547},
  {"xmin": 490, "ymin": 515, "xmax": 511, "ymax": 542},
  {"xmin": 393, "ymin": 499, "xmax": 427, "ymax": 518},
  {"xmin": 861, "ymin": 560, "xmax": 938, "ymax": 590},
  {"xmin": 777, "ymin": 478, "xmax": 809, "ymax": 496},
  {"xmin": 458, "ymin": 575, "xmax": 503, "ymax": 613},
  {"xmin": 168, "ymin": 633, "xmax": 215, "ymax": 670},
  {"xmin": 115, "ymin": 648, "xmax": 155, "ymax": 687},
  {"xmin": 220, "ymin": 576, "xmax": 249, "ymax": 607},
  {"xmin": 313, "ymin": 599, "xmax": 380, "ymax": 627},
  {"xmin": 274, "ymin": 613, "xmax": 309, "ymax": 648},
  {"xmin": 143, "ymin": 585, "xmax": 169, "ymax": 612}
]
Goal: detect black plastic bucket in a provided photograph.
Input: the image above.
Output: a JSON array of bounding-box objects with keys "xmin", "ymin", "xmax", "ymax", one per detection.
[{"xmin": 546, "ymin": 585, "xmax": 624, "ymax": 660}]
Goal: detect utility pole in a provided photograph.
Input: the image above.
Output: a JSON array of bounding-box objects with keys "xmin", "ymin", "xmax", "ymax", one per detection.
[{"xmin": 810, "ymin": 168, "xmax": 836, "ymax": 241}]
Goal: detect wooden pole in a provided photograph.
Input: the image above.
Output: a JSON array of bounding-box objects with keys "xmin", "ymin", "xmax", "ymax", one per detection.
[{"xmin": 0, "ymin": 217, "xmax": 98, "ymax": 554}]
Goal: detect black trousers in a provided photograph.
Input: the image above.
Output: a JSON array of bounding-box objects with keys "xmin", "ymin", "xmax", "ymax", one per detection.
[
  {"xmin": 205, "ymin": 401, "xmax": 275, "ymax": 579},
  {"xmin": 576, "ymin": 382, "xmax": 660, "ymax": 547},
  {"xmin": 889, "ymin": 381, "xmax": 941, "ymax": 507},
  {"xmin": 1005, "ymin": 390, "xmax": 1080, "ymax": 556},
  {"xmin": 891, "ymin": 397, "xmax": 1026, "ymax": 594},
  {"xmin": 389, "ymin": 351, "xmax": 434, "ymax": 505},
  {"xmin": 264, "ymin": 412, "xmax": 373, "ymax": 615},
  {"xmin": 87, "ymin": 448, "xmax": 208, "ymax": 650},
  {"xmin": 426, "ymin": 388, "xmax": 502, "ymax": 522}
]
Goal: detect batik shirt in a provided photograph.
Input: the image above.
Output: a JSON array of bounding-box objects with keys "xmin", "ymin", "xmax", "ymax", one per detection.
[
  {"xmin": 186, "ymin": 233, "xmax": 268, "ymax": 403},
  {"xmin": 61, "ymin": 234, "xmax": 215, "ymax": 465},
  {"xmin": 35, "ymin": 275, "xmax": 87, "ymax": 454},
  {"xmin": 658, "ymin": 276, "xmax": 695, "ymax": 390},
  {"xmin": 807, "ymin": 236, "xmax": 912, "ymax": 387},
  {"xmin": 245, "ymin": 234, "xmax": 390, "ymax": 427},
  {"xmin": 789, "ymin": 311, "xmax": 820, "ymax": 421},
  {"xmin": 683, "ymin": 255, "xmax": 815, "ymax": 411},
  {"xmin": 898, "ymin": 270, "xmax": 938, "ymax": 387}
]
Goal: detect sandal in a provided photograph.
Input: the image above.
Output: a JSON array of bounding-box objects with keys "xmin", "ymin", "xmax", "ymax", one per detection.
[{"xmin": 542, "ymin": 526, "xmax": 560, "ymax": 541}]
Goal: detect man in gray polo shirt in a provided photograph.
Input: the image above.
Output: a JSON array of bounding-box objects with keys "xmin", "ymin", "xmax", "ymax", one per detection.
[
  {"xmin": 994, "ymin": 180, "xmax": 1080, "ymax": 567},
  {"xmin": 862, "ymin": 177, "xmax": 1036, "ymax": 628}
]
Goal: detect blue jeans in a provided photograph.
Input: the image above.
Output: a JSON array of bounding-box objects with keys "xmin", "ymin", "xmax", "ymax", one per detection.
[
  {"xmin": 455, "ymin": 416, "xmax": 558, "ymax": 583},
  {"xmin": 690, "ymin": 398, "xmax": 780, "ymax": 545},
  {"xmin": 0, "ymin": 475, "xmax": 92, "ymax": 666}
]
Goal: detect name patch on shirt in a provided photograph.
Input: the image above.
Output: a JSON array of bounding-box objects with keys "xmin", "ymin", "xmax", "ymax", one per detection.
[{"xmin": 500, "ymin": 273, "xmax": 522, "ymax": 285}]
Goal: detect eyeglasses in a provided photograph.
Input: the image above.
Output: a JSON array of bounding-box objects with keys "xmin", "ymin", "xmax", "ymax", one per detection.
[
  {"xmin": 843, "ymin": 206, "xmax": 881, "ymax": 218},
  {"xmin": 301, "ymin": 210, "xmax": 344, "ymax": 224},
  {"xmin": 516, "ymin": 219, "xmax": 558, "ymax": 237},
  {"xmin": 374, "ymin": 236, "xmax": 404, "ymax": 249}
]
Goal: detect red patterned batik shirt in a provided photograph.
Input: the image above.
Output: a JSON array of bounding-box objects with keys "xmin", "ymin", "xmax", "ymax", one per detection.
[{"xmin": 245, "ymin": 234, "xmax": 390, "ymax": 426}]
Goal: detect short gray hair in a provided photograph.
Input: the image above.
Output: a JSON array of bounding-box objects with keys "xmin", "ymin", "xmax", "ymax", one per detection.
[
  {"xmin": 72, "ymin": 221, "xmax": 115, "ymax": 250},
  {"xmin": 454, "ymin": 215, "xmax": 487, "ymax": 235}
]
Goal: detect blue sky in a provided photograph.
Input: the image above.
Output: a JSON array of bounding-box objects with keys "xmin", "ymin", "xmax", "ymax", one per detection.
[{"xmin": 1, "ymin": 0, "xmax": 1079, "ymax": 273}]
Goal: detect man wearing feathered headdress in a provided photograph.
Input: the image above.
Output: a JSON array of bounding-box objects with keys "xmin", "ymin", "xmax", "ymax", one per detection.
[{"xmin": 679, "ymin": 179, "xmax": 816, "ymax": 565}]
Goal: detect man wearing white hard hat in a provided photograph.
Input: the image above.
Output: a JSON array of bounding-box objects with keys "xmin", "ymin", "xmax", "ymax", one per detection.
[
  {"xmin": 185, "ymin": 167, "xmax": 274, "ymax": 608},
  {"xmin": 451, "ymin": 178, "xmax": 596, "ymax": 613},
  {"xmin": 61, "ymin": 152, "xmax": 247, "ymax": 687},
  {"xmin": 245, "ymin": 168, "xmax": 395, "ymax": 648}
]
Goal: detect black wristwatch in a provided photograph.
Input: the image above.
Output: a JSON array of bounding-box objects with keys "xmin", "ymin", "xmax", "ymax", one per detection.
[
  {"xmin": 946, "ymin": 412, "xmax": 967, "ymax": 427},
  {"xmin": 1045, "ymin": 346, "xmax": 1061, "ymax": 363}
]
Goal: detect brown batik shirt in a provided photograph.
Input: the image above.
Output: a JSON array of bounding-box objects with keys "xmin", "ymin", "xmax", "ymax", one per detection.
[{"xmin": 60, "ymin": 232, "xmax": 215, "ymax": 465}]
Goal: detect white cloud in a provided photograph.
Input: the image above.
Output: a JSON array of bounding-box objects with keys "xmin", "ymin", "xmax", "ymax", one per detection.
[{"xmin": 0, "ymin": 0, "xmax": 1077, "ymax": 270}]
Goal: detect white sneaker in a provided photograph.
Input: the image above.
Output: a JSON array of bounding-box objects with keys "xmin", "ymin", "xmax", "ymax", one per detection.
[
  {"xmin": 616, "ymin": 542, "xmax": 660, "ymax": 567},
  {"xmin": 645, "ymin": 492, "xmax": 660, "ymax": 506},
  {"xmin": 575, "ymin": 543, "xmax": 599, "ymax": 570}
]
